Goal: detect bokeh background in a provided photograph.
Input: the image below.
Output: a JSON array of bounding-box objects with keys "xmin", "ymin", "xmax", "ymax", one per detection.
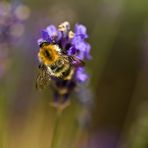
[{"xmin": 1, "ymin": 0, "xmax": 148, "ymax": 148}]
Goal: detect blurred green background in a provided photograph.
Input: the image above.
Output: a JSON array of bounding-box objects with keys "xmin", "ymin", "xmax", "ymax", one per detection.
[{"xmin": 1, "ymin": 0, "xmax": 148, "ymax": 147}]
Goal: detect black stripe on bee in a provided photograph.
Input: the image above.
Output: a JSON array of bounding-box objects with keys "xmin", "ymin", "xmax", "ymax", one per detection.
[
  {"xmin": 52, "ymin": 63, "xmax": 72, "ymax": 79},
  {"xmin": 51, "ymin": 59, "xmax": 65, "ymax": 73},
  {"xmin": 62, "ymin": 66, "xmax": 71, "ymax": 77}
]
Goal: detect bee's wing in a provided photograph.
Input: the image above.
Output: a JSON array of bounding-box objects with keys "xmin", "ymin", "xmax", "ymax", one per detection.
[
  {"xmin": 36, "ymin": 64, "xmax": 51, "ymax": 90},
  {"xmin": 68, "ymin": 56, "xmax": 85, "ymax": 67}
]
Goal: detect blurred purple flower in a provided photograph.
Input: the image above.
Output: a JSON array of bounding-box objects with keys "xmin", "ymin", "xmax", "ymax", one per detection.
[
  {"xmin": 0, "ymin": 2, "xmax": 30, "ymax": 46},
  {"xmin": 76, "ymin": 67, "xmax": 88, "ymax": 82},
  {"xmin": 0, "ymin": 2, "xmax": 30, "ymax": 79}
]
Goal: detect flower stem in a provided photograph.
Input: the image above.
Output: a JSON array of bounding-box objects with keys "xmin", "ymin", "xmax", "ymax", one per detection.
[{"xmin": 50, "ymin": 111, "xmax": 62, "ymax": 148}]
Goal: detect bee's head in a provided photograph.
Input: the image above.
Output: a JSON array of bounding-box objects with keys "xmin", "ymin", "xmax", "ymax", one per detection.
[
  {"xmin": 44, "ymin": 48, "xmax": 52, "ymax": 60},
  {"xmin": 38, "ymin": 44, "xmax": 59, "ymax": 65}
]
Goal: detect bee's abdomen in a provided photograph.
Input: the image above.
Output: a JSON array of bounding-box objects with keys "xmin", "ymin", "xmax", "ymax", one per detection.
[
  {"xmin": 50, "ymin": 59, "xmax": 65, "ymax": 72},
  {"xmin": 50, "ymin": 58, "xmax": 73, "ymax": 80},
  {"xmin": 61, "ymin": 64, "xmax": 72, "ymax": 78}
]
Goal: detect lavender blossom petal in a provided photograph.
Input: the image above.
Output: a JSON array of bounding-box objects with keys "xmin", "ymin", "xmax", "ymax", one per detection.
[
  {"xmin": 37, "ymin": 38, "xmax": 47, "ymax": 46},
  {"xmin": 41, "ymin": 30, "xmax": 50, "ymax": 42},
  {"xmin": 46, "ymin": 25, "xmax": 57, "ymax": 35},
  {"xmin": 45, "ymin": 25, "xmax": 62, "ymax": 42},
  {"xmin": 76, "ymin": 67, "xmax": 88, "ymax": 82},
  {"xmin": 67, "ymin": 46, "xmax": 76, "ymax": 55},
  {"xmin": 75, "ymin": 24, "xmax": 88, "ymax": 39},
  {"xmin": 72, "ymin": 39, "xmax": 91, "ymax": 60},
  {"xmin": 72, "ymin": 35, "xmax": 82, "ymax": 47}
]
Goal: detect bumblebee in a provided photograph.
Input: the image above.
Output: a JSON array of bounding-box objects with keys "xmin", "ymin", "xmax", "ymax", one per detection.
[{"xmin": 36, "ymin": 41, "xmax": 84, "ymax": 90}]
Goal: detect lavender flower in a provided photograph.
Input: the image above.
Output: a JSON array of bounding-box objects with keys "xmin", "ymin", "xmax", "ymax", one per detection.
[{"xmin": 37, "ymin": 21, "xmax": 91, "ymax": 109}]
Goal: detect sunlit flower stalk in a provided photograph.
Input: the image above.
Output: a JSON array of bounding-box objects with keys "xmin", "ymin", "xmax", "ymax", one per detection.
[
  {"xmin": 37, "ymin": 21, "xmax": 92, "ymax": 148},
  {"xmin": 50, "ymin": 111, "xmax": 62, "ymax": 148}
]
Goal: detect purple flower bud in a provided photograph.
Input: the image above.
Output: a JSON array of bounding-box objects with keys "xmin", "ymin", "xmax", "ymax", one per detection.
[
  {"xmin": 46, "ymin": 25, "xmax": 57, "ymax": 35},
  {"xmin": 75, "ymin": 67, "xmax": 88, "ymax": 82},
  {"xmin": 67, "ymin": 46, "xmax": 76, "ymax": 55},
  {"xmin": 42, "ymin": 25, "xmax": 62, "ymax": 43},
  {"xmin": 74, "ymin": 24, "xmax": 88, "ymax": 39},
  {"xmin": 37, "ymin": 38, "xmax": 47, "ymax": 46},
  {"xmin": 72, "ymin": 36, "xmax": 91, "ymax": 60},
  {"xmin": 41, "ymin": 30, "xmax": 50, "ymax": 42}
]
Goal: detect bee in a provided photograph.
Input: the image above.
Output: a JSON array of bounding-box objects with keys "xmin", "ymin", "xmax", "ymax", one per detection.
[{"xmin": 36, "ymin": 41, "xmax": 84, "ymax": 90}]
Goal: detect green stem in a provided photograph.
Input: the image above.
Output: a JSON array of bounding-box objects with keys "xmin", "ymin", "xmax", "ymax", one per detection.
[{"xmin": 50, "ymin": 111, "xmax": 62, "ymax": 148}]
